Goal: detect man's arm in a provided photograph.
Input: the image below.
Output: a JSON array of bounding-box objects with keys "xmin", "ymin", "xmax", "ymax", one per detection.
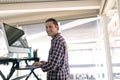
[{"xmin": 40, "ymin": 41, "xmax": 64, "ymax": 72}]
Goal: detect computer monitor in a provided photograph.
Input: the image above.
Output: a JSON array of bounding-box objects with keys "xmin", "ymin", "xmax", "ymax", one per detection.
[
  {"xmin": 0, "ymin": 23, "xmax": 30, "ymax": 57},
  {"xmin": 3, "ymin": 23, "xmax": 25, "ymax": 46}
]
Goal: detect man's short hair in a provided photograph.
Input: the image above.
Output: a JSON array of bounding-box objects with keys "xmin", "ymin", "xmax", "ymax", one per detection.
[{"xmin": 45, "ymin": 18, "xmax": 58, "ymax": 26}]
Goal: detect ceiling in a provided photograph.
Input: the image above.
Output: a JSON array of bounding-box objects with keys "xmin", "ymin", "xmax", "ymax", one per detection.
[{"xmin": 0, "ymin": 0, "xmax": 116, "ymax": 26}]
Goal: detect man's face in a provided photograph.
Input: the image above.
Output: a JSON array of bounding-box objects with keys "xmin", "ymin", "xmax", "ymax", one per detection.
[{"xmin": 45, "ymin": 21, "xmax": 58, "ymax": 37}]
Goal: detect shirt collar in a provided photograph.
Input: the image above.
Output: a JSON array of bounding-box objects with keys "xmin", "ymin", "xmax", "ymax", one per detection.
[{"xmin": 52, "ymin": 33, "xmax": 60, "ymax": 39}]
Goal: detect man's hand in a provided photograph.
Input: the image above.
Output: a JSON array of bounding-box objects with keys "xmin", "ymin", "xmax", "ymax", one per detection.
[
  {"xmin": 32, "ymin": 62, "xmax": 42, "ymax": 66},
  {"xmin": 40, "ymin": 60, "xmax": 46, "ymax": 64},
  {"xmin": 32, "ymin": 61, "xmax": 46, "ymax": 66}
]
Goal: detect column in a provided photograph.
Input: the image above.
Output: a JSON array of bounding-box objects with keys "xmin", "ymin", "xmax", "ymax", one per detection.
[
  {"xmin": 101, "ymin": 15, "xmax": 113, "ymax": 80},
  {"xmin": 116, "ymin": 0, "xmax": 120, "ymax": 27}
]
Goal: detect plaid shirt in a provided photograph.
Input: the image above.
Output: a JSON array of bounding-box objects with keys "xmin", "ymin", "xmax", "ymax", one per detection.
[{"xmin": 41, "ymin": 33, "xmax": 70, "ymax": 80}]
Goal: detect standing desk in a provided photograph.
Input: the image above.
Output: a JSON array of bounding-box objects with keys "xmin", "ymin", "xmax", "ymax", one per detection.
[{"xmin": 0, "ymin": 57, "xmax": 40, "ymax": 80}]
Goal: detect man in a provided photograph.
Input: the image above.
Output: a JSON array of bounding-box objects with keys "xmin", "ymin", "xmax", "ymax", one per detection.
[{"xmin": 32, "ymin": 18, "xmax": 70, "ymax": 80}]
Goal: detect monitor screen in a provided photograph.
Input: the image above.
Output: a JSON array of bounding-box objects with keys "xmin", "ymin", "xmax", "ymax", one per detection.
[{"xmin": 3, "ymin": 23, "xmax": 25, "ymax": 46}]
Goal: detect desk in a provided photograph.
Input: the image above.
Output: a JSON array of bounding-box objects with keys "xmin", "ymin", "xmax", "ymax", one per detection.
[{"xmin": 0, "ymin": 57, "xmax": 40, "ymax": 80}]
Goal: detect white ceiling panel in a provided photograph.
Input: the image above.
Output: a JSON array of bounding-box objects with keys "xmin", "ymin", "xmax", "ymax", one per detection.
[
  {"xmin": 0, "ymin": 0, "xmax": 115, "ymax": 26},
  {"xmin": 0, "ymin": 0, "xmax": 69, "ymax": 3}
]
